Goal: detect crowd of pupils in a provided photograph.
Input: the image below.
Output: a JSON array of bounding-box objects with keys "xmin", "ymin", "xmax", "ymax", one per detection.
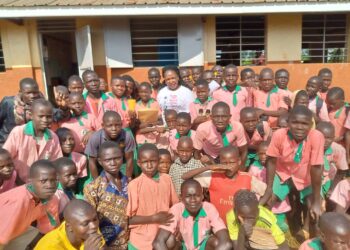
[{"xmin": 0, "ymin": 64, "xmax": 349, "ymax": 250}]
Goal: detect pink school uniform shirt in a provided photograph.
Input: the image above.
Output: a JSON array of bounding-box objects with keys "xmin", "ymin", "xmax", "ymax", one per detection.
[
  {"xmin": 328, "ymin": 105, "xmax": 348, "ymax": 139},
  {"xmin": 213, "ymin": 86, "xmax": 251, "ymax": 121},
  {"xmin": 60, "ymin": 111, "xmax": 98, "ymax": 153},
  {"xmin": 169, "ymin": 129, "xmax": 196, "ymax": 153},
  {"xmin": 70, "ymin": 152, "xmax": 88, "ymax": 177},
  {"xmin": 193, "ymin": 120, "xmax": 247, "ymax": 159},
  {"xmin": 126, "ymin": 173, "xmax": 179, "ymax": 250},
  {"xmin": 308, "ymin": 96, "xmax": 330, "ymax": 122},
  {"xmin": 83, "ymin": 91, "xmax": 117, "ymax": 129},
  {"xmin": 3, "ymin": 121, "xmax": 62, "ymax": 183},
  {"xmin": 248, "ymin": 161, "xmax": 291, "ymax": 214},
  {"xmin": 245, "ymin": 121, "xmax": 271, "ymax": 147},
  {"xmin": 135, "ymin": 99, "xmax": 161, "ymax": 145},
  {"xmin": 107, "ymin": 93, "xmax": 131, "ymax": 128},
  {"xmin": 189, "ymin": 97, "xmax": 217, "ymax": 122},
  {"xmin": 266, "ymin": 128, "xmax": 324, "ymax": 190},
  {"xmin": 0, "ymin": 185, "xmax": 59, "ymax": 244},
  {"xmin": 323, "ymin": 142, "xmax": 348, "ymax": 184},
  {"xmin": 252, "ymin": 88, "xmax": 288, "ymax": 127},
  {"xmin": 330, "ymin": 178, "xmax": 350, "ymax": 211},
  {"xmin": 0, "ymin": 170, "xmax": 17, "ymax": 194},
  {"xmin": 159, "ymin": 202, "xmax": 226, "ymax": 250}
]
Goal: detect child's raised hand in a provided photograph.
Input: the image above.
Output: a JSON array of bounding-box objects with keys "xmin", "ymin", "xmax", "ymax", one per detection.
[
  {"xmin": 84, "ymin": 233, "xmax": 105, "ymax": 250},
  {"xmin": 152, "ymin": 211, "xmax": 174, "ymax": 226},
  {"xmin": 155, "ymin": 126, "xmax": 166, "ymax": 133},
  {"xmin": 82, "ymin": 130, "xmax": 94, "ymax": 145}
]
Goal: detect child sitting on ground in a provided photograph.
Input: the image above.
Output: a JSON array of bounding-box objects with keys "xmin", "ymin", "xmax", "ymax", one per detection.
[
  {"xmin": 84, "ymin": 141, "xmax": 129, "ymax": 248},
  {"xmin": 0, "ymin": 160, "xmax": 59, "ymax": 249},
  {"xmin": 0, "ymin": 148, "xmax": 17, "ymax": 194},
  {"xmin": 158, "ymin": 149, "xmax": 172, "ymax": 174},
  {"xmin": 182, "ymin": 145, "xmax": 266, "ymax": 221},
  {"xmin": 153, "ymin": 179, "xmax": 232, "ymax": 250},
  {"xmin": 299, "ymin": 212, "xmax": 350, "ymax": 250},
  {"xmin": 226, "ymin": 190, "xmax": 288, "ymax": 250},
  {"xmin": 127, "ymin": 144, "xmax": 178, "ymax": 250},
  {"xmin": 169, "ymin": 137, "xmax": 204, "ymax": 196},
  {"xmin": 240, "ymin": 107, "xmax": 272, "ymax": 168}
]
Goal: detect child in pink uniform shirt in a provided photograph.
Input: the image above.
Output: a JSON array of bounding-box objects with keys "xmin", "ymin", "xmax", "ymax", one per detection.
[
  {"xmin": 330, "ymin": 177, "xmax": 350, "ymax": 213},
  {"xmin": 135, "ymin": 82, "xmax": 163, "ymax": 145},
  {"xmin": 252, "ymin": 68, "xmax": 288, "ymax": 128},
  {"xmin": 326, "ymin": 87, "xmax": 349, "ymax": 143},
  {"xmin": 213, "ymin": 65, "xmax": 251, "ymax": 121},
  {"xmin": 261, "ymin": 105, "xmax": 325, "ymax": 237},
  {"xmin": 0, "ymin": 148, "xmax": 17, "ymax": 194},
  {"xmin": 108, "ymin": 76, "xmax": 135, "ymax": 129},
  {"xmin": 82, "ymin": 70, "xmax": 117, "ymax": 128},
  {"xmin": 275, "ymin": 69, "xmax": 293, "ymax": 108},
  {"xmin": 240, "ymin": 107, "xmax": 272, "ymax": 167},
  {"xmin": 56, "ymin": 127, "xmax": 87, "ymax": 178},
  {"xmin": 318, "ymin": 68, "xmax": 333, "ymax": 101},
  {"xmin": 299, "ymin": 212, "xmax": 350, "ymax": 250},
  {"xmin": 3, "ymin": 99, "xmax": 62, "ymax": 183},
  {"xmin": 193, "ymin": 102, "xmax": 247, "ymax": 165},
  {"xmin": 0, "ymin": 160, "xmax": 59, "ymax": 249},
  {"xmin": 60, "ymin": 93, "xmax": 97, "ymax": 153},
  {"xmin": 316, "ymin": 122, "xmax": 349, "ymax": 199},
  {"xmin": 153, "ymin": 179, "xmax": 231, "ymax": 250},
  {"xmin": 148, "ymin": 68, "xmax": 162, "ymax": 99},
  {"xmin": 306, "ymin": 76, "xmax": 330, "ymax": 122},
  {"xmin": 189, "ymin": 80, "xmax": 217, "ymax": 130},
  {"xmin": 169, "ymin": 112, "xmax": 196, "ymax": 157},
  {"xmin": 127, "ymin": 144, "xmax": 178, "ymax": 250}
]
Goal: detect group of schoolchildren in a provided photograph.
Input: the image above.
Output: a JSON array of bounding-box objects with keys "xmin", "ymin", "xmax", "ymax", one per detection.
[{"xmin": 0, "ymin": 64, "xmax": 349, "ymax": 250}]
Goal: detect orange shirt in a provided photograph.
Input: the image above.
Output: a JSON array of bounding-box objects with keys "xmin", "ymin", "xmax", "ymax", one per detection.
[
  {"xmin": 266, "ymin": 128, "xmax": 324, "ymax": 190},
  {"xmin": 3, "ymin": 121, "xmax": 62, "ymax": 182},
  {"xmin": 252, "ymin": 88, "xmax": 288, "ymax": 127},
  {"xmin": 328, "ymin": 105, "xmax": 348, "ymax": 139},
  {"xmin": 195, "ymin": 171, "xmax": 266, "ymax": 222},
  {"xmin": 0, "ymin": 185, "xmax": 59, "ymax": 244},
  {"xmin": 126, "ymin": 173, "xmax": 179, "ymax": 250}
]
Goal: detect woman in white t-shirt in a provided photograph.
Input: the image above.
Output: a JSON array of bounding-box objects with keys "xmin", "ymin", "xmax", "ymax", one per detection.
[{"xmin": 157, "ymin": 67, "xmax": 194, "ymax": 113}]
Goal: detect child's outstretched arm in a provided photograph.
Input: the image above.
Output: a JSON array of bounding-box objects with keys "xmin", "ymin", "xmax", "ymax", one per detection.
[
  {"xmin": 181, "ymin": 165, "xmax": 211, "ymax": 180},
  {"xmin": 129, "ymin": 211, "xmax": 174, "ymax": 226},
  {"xmin": 310, "ymin": 164, "xmax": 323, "ymax": 219}
]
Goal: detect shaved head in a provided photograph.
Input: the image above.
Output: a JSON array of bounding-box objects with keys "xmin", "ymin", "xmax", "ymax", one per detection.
[{"xmin": 64, "ymin": 199, "xmax": 96, "ymax": 222}]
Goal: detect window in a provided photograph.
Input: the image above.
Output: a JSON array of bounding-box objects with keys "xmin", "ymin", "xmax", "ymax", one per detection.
[
  {"xmin": 302, "ymin": 14, "xmax": 347, "ymax": 63},
  {"xmin": 130, "ymin": 18, "xmax": 179, "ymax": 67},
  {"xmin": 216, "ymin": 16, "xmax": 265, "ymax": 66},
  {"xmin": 0, "ymin": 35, "xmax": 5, "ymax": 72}
]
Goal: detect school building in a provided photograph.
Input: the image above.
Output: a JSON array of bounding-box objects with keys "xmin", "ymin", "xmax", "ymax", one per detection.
[{"xmin": 0, "ymin": 0, "xmax": 350, "ymax": 99}]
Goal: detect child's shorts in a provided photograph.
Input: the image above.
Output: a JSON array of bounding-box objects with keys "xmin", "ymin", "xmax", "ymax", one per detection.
[{"xmin": 273, "ymin": 175, "xmax": 312, "ymax": 203}]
